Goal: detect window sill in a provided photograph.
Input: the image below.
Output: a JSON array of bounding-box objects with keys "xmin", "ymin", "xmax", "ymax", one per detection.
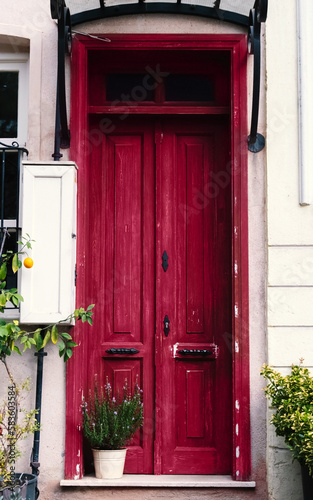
[{"xmin": 60, "ymin": 475, "xmax": 256, "ymax": 488}]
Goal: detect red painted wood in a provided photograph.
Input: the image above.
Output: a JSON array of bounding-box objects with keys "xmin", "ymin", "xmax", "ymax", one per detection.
[
  {"xmin": 231, "ymin": 36, "xmax": 251, "ymax": 481},
  {"xmin": 87, "ymin": 117, "xmax": 155, "ymax": 474},
  {"xmin": 186, "ymin": 142, "xmax": 205, "ymax": 334},
  {"xmin": 111, "ymin": 137, "xmax": 141, "ymax": 335},
  {"xmin": 158, "ymin": 117, "xmax": 232, "ymax": 474},
  {"xmin": 88, "ymin": 106, "xmax": 230, "ymax": 115},
  {"xmin": 67, "ymin": 34, "xmax": 250, "ymax": 481},
  {"xmin": 186, "ymin": 370, "xmax": 205, "ymax": 438}
]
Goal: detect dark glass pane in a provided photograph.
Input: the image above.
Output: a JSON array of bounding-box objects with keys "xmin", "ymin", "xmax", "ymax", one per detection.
[
  {"xmin": 0, "ymin": 72, "xmax": 18, "ymax": 137},
  {"xmin": 106, "ymin": 74, "xmax": 155, "ymax": 102},
  {"xmin": 165, "ymin": 74, "xmax": 214, "ymax": 102},
  {"xmin": 0, "ymin": 151, "xmax": 19, "ymax": 220},
  {"xmin": 0, "ymin": 229, "xmax": 18, "ymax": 292}
]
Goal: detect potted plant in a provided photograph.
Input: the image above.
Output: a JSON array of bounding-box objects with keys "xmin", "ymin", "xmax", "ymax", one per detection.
[
  {"xmin": 82, "ymin": 377, "xmax": 143, "ymax": 479},
  {"xmin": 0, "ymin": 235, "xmax": 94, "ymax": 498},
  {"xmin": 261, "ymin": 362, "xmax": 313, "ymax": 500}
]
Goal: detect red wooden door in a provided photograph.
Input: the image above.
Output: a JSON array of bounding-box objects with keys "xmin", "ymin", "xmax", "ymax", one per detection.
[
  {"xmin": 156, "ymin": 117, "xmax": 232, "ymax": 474},
  {"xmin": 88, "ymin": 118, "xmax": 155, "ymax": 474},
  {"xmin": 87, "ymin": 115, "xmax": 232, "ymax": 475}
]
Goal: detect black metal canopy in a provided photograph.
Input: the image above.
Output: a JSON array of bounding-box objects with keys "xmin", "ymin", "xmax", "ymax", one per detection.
[
  {"xmin": 50, "ymin": 0, "xmax": 268, "ymax": 158},
  {"xmin": 57, "ymin": 0, "xmax": 264, "ymax": 27}
]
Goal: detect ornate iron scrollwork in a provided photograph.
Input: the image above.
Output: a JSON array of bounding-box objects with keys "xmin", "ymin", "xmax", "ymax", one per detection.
[
  {"xmin": 248, "ymin": 0, "xmax": 268, "ymax": 153},
  {"xmin": 51, "ymin": 0, "xmax": 71, "ymax": 160}
]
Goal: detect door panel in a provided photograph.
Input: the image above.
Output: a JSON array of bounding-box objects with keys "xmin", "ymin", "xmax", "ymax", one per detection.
[
  {"xmin": 105, "ymin": 135, "xmax": 142, "ymax": 340},
  {"xmin": 88, "ymin": 118, "xmax": 155, "ymax": 474},
  {"xmin": 157, "ymin": 118, "xmax": 232, "ymax": 474},
  {"xmin": 87, "ymin": 115, "xmax": 231, "ymax": 475}
]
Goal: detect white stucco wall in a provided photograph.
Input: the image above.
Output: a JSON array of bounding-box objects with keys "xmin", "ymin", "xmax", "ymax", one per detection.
[
  {"xmin": 0, "ymin": 2, "xmax": 269, "ymax": 499},
  {"xmin": 266, "ymin": 0, "xmax": 313, "ymax": 498}
]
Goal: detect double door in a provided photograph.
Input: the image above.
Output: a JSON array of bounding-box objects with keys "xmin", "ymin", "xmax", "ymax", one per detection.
[{"xmin": 87, "ymin": 115, "xmax": 232, "ymax": 475}]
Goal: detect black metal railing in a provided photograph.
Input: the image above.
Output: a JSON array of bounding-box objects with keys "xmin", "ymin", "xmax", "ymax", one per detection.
[{"xmin": 0, "ymin": 141, "xmax": 28, "ymax": 298}]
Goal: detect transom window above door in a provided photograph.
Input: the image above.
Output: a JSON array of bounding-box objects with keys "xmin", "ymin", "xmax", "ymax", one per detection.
[{"xmin": 88, "ymin": 50, "xmax": 230, "ymax": 109}]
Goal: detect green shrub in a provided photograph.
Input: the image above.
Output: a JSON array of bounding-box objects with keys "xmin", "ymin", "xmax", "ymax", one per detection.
[{"xmin": 261, "ymin": 363, "xmax": 313, "ymax": 476}]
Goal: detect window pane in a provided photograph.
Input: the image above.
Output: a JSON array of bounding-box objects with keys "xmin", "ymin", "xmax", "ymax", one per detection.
[
  {"xmin": 0, "ymin": 229, "xmax": 18, "ymax": 292},
  {"xmin": 0, "ymin": 151, "xmax": 19, "ymax": 220},
  {"xmin": 165, "ymin": 74, "xmax": 214, "ymax": 102},
  {"xmin": 0, "ymin": 72, "xmax": 18, "ymax": 137},
  {"xmin": 106, "ymin": 74, "xmax": 155, "ymax": 102}
]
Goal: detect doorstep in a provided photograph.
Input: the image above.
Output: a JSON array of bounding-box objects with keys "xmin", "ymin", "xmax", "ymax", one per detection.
[{"xmin": 61, "ymin": 475, "xmax": 256, "ymax": 488}]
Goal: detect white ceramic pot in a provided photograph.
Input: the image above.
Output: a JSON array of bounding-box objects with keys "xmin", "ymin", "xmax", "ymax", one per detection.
[{"xmin": 92, "ymin": 449, "xmax": 127, "ymax": 479}]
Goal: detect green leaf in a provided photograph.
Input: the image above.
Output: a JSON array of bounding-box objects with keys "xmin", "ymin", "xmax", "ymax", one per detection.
[
  {"xmin": 33, "ymin": 329, "xmax": 43, "ymax": 350},
  {"xmin": 65, "ymin": 348, "xmax": 73, "ymax": 361},
  {"xmin": 14, "ymin": 293, "xmax": 24, "ymax": 302},
  {"xmin": 0, "ymin": 263, "xmax": 7, "ymax": 280},
  {"xmin": 0, "ymin": 281, "xmax": 6, "ymax": 289},
  {"xmin": 58, "ymin": 341, "xmax": 66, "ymax": 357},
  {"xmin": 87, "ymin": 304, "xmax": 95, "ymax": 311},
  {"xmin": 11, "ymin": 295, "xmax": 19, "ymax": 307},
  {"xmin": 60, "ymin": 332, "xmax": 72, "ymax": 340},
  {"xmin": 51, "ymin": 325, "xmax": 58, "ymax": 344},
  {"xmin": 42, "ymin": 330, "xmax": 50, "ymax": 348},
  {"xmin": 12, "ymin": 254, "xmax": 20, "ymax": 273},
  {"xmin": 13, "ymin": 346, "xmax": 22, "ymax": 355},
  {"xmin": 87, "ymin": 316, "xmax": 93, "ymax": 326},
  {"xmin": 0, "ymin": 293, "xmax": 7, "ymax": 307},
  {"xmin": 66, "ymin": 341, "xmax": 78, "ymax": 348}
]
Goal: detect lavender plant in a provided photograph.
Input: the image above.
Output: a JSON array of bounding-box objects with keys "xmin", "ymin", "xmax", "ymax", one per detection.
[{"xmin": 82, "ymin": 377, "xmax": 143, "ymax": 450}]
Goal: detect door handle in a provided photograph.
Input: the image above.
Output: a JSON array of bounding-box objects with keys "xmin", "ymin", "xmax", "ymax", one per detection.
[{"xmin": 163, "ymin": 315, "xmax": 170, "ymax": 337}]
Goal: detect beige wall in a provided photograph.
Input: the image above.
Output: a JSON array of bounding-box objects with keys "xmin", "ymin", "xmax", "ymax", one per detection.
[
  {"xmin": 0, "ymin": 3, "xmax": 269, "ymax": 499},
  {"xmin": 266, "ymin": 0, "xmax": 313, "ymax": 498}
]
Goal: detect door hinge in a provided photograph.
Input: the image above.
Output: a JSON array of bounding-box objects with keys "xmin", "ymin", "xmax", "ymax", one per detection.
[{"xmin": 74, "ymin": 264, "xmax": 77, "ymax": 286}]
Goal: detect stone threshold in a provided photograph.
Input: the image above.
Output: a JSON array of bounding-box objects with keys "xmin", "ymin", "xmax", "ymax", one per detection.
[{"xmin": 61, "ymin": 475, "xmax": 256, "ymax": 488}]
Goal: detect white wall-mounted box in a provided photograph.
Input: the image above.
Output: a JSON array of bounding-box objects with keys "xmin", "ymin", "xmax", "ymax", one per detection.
[{"xmin": 20, "ymin": 162, "xmax": 77, "ymax": 324}]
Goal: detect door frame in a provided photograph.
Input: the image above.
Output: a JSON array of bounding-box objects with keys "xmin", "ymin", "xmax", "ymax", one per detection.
[{"xmin": 66, "ymin": 34, "xmax": 250, "ymax": 481}]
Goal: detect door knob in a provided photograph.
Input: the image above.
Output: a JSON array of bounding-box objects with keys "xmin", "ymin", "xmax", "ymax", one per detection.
[{"xmin": 163, "ymin": 315, "xmax": 170, "ymax": 337}]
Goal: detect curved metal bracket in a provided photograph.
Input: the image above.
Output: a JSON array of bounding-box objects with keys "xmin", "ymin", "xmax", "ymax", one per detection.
[
  {"xmin": 51, "ymin": 0, "xmax": 71, "ymax": 160},
  {"xmin": 248, "ymin": 0, "xmax": 268, "ymax": 153}
]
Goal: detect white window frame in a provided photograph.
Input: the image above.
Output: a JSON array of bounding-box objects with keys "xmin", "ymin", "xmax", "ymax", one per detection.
[
  {"xmin": 0, "ymin": 52, "xmax": 29, "ymax": 146},
  {"xmin": 0, "ymin": 51, "xmax": 29, "ymax": 319}
]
